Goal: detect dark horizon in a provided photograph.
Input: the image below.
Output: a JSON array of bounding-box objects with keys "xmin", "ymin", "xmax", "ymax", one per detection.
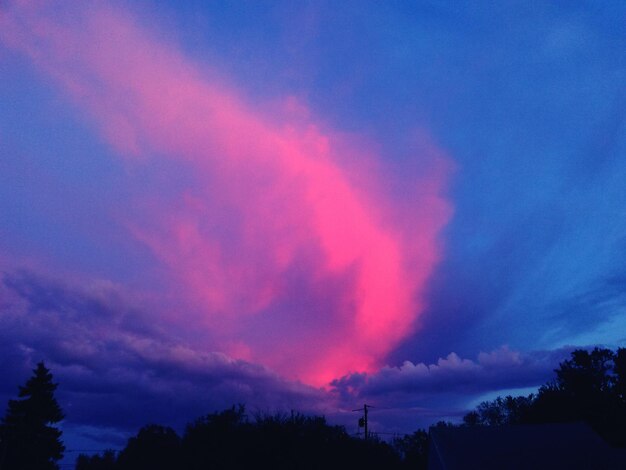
[{"xmin": 3, "ymin": 349, "xmax": 626, "ymax": 469}]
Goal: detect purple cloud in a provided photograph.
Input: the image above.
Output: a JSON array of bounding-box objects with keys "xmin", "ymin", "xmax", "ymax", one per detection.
[
  {"xmin": 0, "ymin": 266, "xmax": 584, "ymax": 438},
  {"xmin": 0, "ymin": 269, "xmax": 329, "ymax": 431},
  {"xmin": 331, "ymin": 346, "xmax": 574, "ymax": 403}
]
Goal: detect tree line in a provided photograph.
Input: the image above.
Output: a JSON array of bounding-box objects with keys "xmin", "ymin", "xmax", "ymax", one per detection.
[
  {"xmin": 1, "ymin": 347, "xmax": 625, "ymax": 469},
  {"xmin": 75, "ymin": 406, "xmax": 404, "ymax": 470},
  {"xmin": 462, "ymin": 347, "xmax": 626, "ymax": 447}
]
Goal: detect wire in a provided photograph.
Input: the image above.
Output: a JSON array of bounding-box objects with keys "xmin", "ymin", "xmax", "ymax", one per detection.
[{"xmin": 64, "ymin": 449, "xmax": 119, "ymax": 453}]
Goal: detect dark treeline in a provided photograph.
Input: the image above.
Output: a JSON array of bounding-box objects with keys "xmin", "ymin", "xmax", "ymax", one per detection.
[
  {"xmin": 2, "ymin": 348, "xmax": 626, "ymax": 469},
  {"xmin": 76, "ymin": 406, "xmax": 408, "ymax": 470},
  {"xmin": 462, "ymin": 347, "xmax": 626, "ymax": 447}
]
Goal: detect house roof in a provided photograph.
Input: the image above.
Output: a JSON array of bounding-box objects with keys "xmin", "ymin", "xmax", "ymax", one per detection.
[{"xmin": 428, "ymin": 422, "xmax": 626, "ymax": 470}]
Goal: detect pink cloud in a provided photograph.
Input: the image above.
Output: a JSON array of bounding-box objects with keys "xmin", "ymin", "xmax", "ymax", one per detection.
[{"xmin": 0, "ymin": 1, "xmax": 453, "ymax": 385}]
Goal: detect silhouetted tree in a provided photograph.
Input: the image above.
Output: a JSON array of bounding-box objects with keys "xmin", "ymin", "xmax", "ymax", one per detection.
[
  {"xmin": 392, "ymin": 429, "xmax": 428, "ymax": 469},
  {"xmin": 547, "ymin": 347, "xmax": 626, "ymax": 446},
  {"xmin": 432, "ymin": 420, "xmax": 455, "ymax": 428},
  {"xmin": 1, "ymin": 362, "xmax": 64, "ymax": 470},
  {"xmin": 75, "ymin": 450, "xmax": 117, "ymax": 470},
  {"xmin": 110, "ymin": 404, "xmax": 405, "ymax": 469},
  {"xmin": 252, "ymin": 411, "xmax": 344, "ymax": 468},
  {"xmin": 116, "ymin": 425, "xmax": 181, "ymax": 470},
  {"xmin": 531, "ymin": 348, "xmax": 618, "ymax": 428},
  {"xmin": 556, "ymin": 348, "xmax": 614, "ymax": 399},
  {"xmin": 463, "ymin": 395, "xmax": 534, "ymax": 426},
  {"xmin": 181, "ymin": 404, "xmax": 250, "ymax": 469},
  {"xmin": 613, "ymin": 348, "xmax": 626, "ymax": 405},
  {"xmin": 462, "ymin": 410, "xmax": 480, "ymax": 426},
  {"xmin": 248, "ymin": 410, "xmax": 395, "ymax": 469}
]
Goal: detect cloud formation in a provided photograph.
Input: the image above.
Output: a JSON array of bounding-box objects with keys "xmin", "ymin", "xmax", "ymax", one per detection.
[
  {"xmin": 331, "ymin": 346, "xmax": 573, "ymax": 405},
  {"xmin": 0, "ymin": 270, "xmax": 327, "ymax": 430},
  {"xmin": 0, "ymin": 267, "xmax": 576, "ymax": 437},
  {"xmin": 0, "ymin": 0, "xmax": 452, "ymax": 385}
]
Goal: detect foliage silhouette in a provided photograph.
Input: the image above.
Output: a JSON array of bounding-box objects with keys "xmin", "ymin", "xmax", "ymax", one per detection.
[
  {"xmin": 180, "ymin": 406, "xmax": 400, "ymax": 469},
  {"xmin": 116, "ymin": 425, "xmax": 181, "ymax": 470},
  {"xmin": 76, "ymin": 405, "xmax": 401, "ymax": 469},
  {"xmin": 75, "ymin": 450, "xmax": 117, "ymax": 470},
  {"xmin": 0, "ymin": 362, "xmax": 64, "ymax": 470},
  {"xmin": 463, "ymin": 347, "xmax": 626, "ymax": 447},
  {"xmin": 462, "ymin": 395, "xmax": 535, "ymax": 426},
  {"xmin": 392, "ymin": 429, "xmax": 428, "ymax": 469}
]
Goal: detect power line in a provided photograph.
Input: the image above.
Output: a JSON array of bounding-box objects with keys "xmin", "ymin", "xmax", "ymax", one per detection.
[{"xmin": 64, "ymin": 449, "xmax": 119, "ymax": 453}]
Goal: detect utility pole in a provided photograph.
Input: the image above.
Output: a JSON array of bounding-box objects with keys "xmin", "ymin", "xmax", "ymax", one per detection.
[{"xmin": 353, "ymin": 404, "xmax": 373, "ymax": 440}]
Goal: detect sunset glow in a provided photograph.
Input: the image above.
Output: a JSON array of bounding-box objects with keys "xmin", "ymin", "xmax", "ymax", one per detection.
[{"xmin": 0, "ymin": 1, "xmax": 452, "ymax": 385}]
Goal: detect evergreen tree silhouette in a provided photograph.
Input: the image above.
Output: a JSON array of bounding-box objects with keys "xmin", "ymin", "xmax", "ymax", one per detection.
[{"xmin": 1, "ymin": 362, "xmax": 64, "ymax": 470}]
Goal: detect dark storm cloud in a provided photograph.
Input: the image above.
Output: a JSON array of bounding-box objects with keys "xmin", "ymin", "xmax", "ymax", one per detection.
[
  {"xmin": 332, "ymin": 346, "xmax": 574, "ymax": 403},
  {"xmin": 0, "ymin": 270, "xmax": 326, "ymax": 431}
]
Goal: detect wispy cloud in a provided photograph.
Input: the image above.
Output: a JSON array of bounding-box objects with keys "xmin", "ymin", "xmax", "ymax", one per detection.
[{"xmin": 0, "ymin": 0, "xmax": 453, "ymax": 385}]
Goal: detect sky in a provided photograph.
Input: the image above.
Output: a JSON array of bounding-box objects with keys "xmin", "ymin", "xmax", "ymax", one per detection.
[{"xmin": 1, "ymin": 0, "xmax": 625, "ymax": 458}]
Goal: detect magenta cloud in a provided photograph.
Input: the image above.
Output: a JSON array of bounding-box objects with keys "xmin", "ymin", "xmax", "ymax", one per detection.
[{"xmin": 0, "ymin": 1, "xmax": 453, "ymax": 385}]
